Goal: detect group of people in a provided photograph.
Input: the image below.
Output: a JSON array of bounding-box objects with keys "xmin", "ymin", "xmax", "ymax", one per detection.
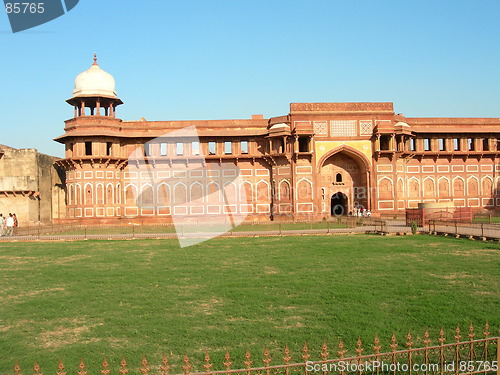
[
  {"xmin": 0, "ymin": 213, "xmax": 18, "ymax": 236},
  {"xmin": 349, "ymin": 207, "xmax": 371, "ymax": 217}
]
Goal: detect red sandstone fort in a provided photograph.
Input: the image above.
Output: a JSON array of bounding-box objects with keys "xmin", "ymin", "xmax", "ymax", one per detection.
[{"xmin": 1, "ymin": 56, "xmax": 499, "ymax": 224}]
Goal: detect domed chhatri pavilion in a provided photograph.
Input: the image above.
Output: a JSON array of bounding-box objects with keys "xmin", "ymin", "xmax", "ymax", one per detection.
[{"xmin": 54, "ymin": 56, "xmax": 500, "ymax": 223}]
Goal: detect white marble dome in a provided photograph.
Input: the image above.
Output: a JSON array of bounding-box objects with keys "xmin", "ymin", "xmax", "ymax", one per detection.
[{"xmin": 72, "ymin": 55, "xmax": 118, "ymax": 98}]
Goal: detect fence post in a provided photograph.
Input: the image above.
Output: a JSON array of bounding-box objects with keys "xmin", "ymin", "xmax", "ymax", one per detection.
[
  {"xmin": 497, "ymin": 337, "xmax": 500, "ymax": 375},
  {"xmin": 481, "ymin": 223, "xmax": 484, "ymax": 237},
  {"xmin": 132, "ymin": 226, "xmax": 135, "ymax": 239},
  {"xmin": 327, "ymin": 220, "xmax": 330, "ymax": 234},
  {"xmin": 279, "ymin": 222, "xmax": 281, "ymax": 236},
  {"xmin": 84, "ymin": 227, "xmax": 87, "ymax": 240},
  {"xmin": 455, "ymin": 221, "xmax": 458, "ymax": 235}
]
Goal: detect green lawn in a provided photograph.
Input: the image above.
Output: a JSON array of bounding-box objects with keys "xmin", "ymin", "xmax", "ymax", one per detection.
[
  {"xmin": 472, "ymin": 216, "xmax": 500, "ymax": 224},
  {"xmin": 0, "ymin": 235, "xmax": 499, "ymax": 373},
  {"xmin": 27, "ymin": 219, "xmax": 358, "ymax": 237}
]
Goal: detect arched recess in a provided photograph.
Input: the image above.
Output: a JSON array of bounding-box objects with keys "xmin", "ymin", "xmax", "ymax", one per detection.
[
  {"xmin": 396, "ymin": 178, "xmax": 405, "ymax": 197},
  {"xmin": 378, "ymin": 177, "xmax": 393, "ymax": 199},
  {"xmin": 140, "ymin": 183, "xmax": 154, "ymax": 207},
  {"xmin": 452, "ymin": 177, "xmax": 465, "ymax": 197},
  {"xmin": 84, "ymin": 183, "xmax": 93, "ymax": 205},
  {"xmin": 257, "ymin": 180, "xmax": 270, "ymax": 202},
  {"xmin": 125, "ymin": 184, "xmax": 137, "ymax": 205},
  {"xmin": 467, "ymin": 176, "xmax": 479, "ymax": 196},
  {"xmin": 482, "ymin": 177, "xmax": 493, "ymax": 197},
  {"xmin": 190, "ymin": 182, "xmax": 204, "ymax": 202},
  {"xmin": 173, "ymin": 183, "xmax": 187, "ymax": 204},
  {"xmin": 408, "ymin": 178, "xmax": 420, "ymax": 198},
  {"xmin": 96, "ymin": 183, "xmax": 105, "ymax": 205},
  {"xmin": 438, "ymin": 177, "xmax": 450, "ymax": 198},
  {"xmin": 157, "ymin": 183, "xmax": 170, "ymax": 206},
  {"xmin": 75, "ymin": 184, "xmax": 81, "ymax": 205},
  {"xmin": 317, "ymin": 145, "xmax": 371, "ymax": 210},
  {"xmin": 296, "ymin": 178, "xmax": 313, "ymax": 201},
  {"xmin": 423, "ymin": 177, "xmax": 435, "ymax": 198},
  {"xmin": 106, "ymin": 183, "xmax": 114, "ymax": 205},
  {"xmin": 279, "ymin": 180, "xmax": 291, "ymax": 201},
  {"xmin": 207, "ymin": 182, "xmax": 220, "ymax": 203},
  {"xmin": 115, "ymin": 183, "xmax": 121, "ymax": 205},
  {"xmin": 240, "ymin": 181, "xmax": 252, "ymax": 204},
  {"xmin": 68, "ymin": 184, "xmax": 74, "ymax": 205},
  {"xmin": 223, "ymin": 182, "xmax": 237, "ymax": 204},
  {"xmin": 317, "ymin": 145, "xmax": 371, "ymax": 173}
]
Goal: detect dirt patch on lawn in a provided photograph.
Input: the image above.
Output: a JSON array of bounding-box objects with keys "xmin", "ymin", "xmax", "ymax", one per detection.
[
  {"xmin": 448, "ymin": 249, "xmax": 499, "ymax": 257},
  {"xmin": 0, "ymin": 255, "xmax": 40, "ymax": 267},
  {"xmin": 430, "ymin": 273, "xmax": 473, "ymax": 280},
  {"xmin": 275, "ymin": 316, "xmax": 304, "ymax": 329},
  {"xmin": 38, "ymin": 318, "xmax": 104, "ymax": 348},
  {"xmin": 191, "ymin": 296, "xmax": 223, "ymax": 316},
  {"xmin": 0, "ymin": 287, "xmax": 65, "ymax": 302},
  {"xmin": 428, "ymin": 273, "xmax": 476, "ymax": 285},
  {"xmin": 264, "ymin": 266, "xmax": 279, "ymax": 274},
  {"xmin": 52, "ymin": 254, "xmax": 92, "ymax": 265}
]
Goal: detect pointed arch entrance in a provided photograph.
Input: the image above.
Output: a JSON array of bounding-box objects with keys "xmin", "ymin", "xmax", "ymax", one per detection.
[
  {"xmin": 331, "ymin": 192, "xmax": 348, "ymax": 216},
  {"xmin": 318, "ymin": 145, "xmax": 371, "ymax": 215}
]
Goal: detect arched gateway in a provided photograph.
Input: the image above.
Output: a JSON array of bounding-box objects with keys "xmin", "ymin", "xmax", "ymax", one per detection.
[
  {"xmin": 318, "ymin": 146, "xmax": 371, "ymax": 215},
  {"xmin": 331, "ymin": 192, "xmax": 348, "ymax": 216}
]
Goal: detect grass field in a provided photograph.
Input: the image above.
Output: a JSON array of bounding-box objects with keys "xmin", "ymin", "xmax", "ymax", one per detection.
[
  {"xmin": 24, "ymin": 220, "xmax": 357, "ymax": 237},
  {"xmin": 0, "ymin": 235, "xmax": 499, "ymax": 373},
  {"xmin": 472, "ymin": 216, "xmax": 500, "ymax": 224}
]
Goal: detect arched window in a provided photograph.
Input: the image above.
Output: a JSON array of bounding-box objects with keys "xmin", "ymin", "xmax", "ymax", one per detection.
[{"xmin": 336, "ymin": 173, "xmax": 342, "ymax": 183}]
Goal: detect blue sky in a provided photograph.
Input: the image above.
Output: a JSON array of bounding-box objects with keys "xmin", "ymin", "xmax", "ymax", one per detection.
[{"xmin": 1, "ymin": 0, "xmax": 499, "ymax": 157}]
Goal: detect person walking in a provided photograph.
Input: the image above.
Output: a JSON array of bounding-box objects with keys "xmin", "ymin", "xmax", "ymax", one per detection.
[
  {"xmin": 6, "ymin": 213, "xmax": 14, "ymax": 236},
  {"xmin": 0, "ymin": 214, "xmax": 4, "ymax": 236},
  {"xmin": 12, "ymin": 213, "xmax": 18, "ymax": 235}
]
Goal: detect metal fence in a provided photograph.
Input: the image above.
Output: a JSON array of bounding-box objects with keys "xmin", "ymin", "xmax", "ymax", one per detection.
[
  {"xmin": 427, "ymin": 220, "xmax": 500, "ymax": 240},
  {"xmin": 12, "ymin": 323, "xmax": 500, "ymax": 375},
  {"xmin": 1, "ymin": 216, "xmax": 499, "ymax": 241},
  {"xmin": 5, "ymin": 218, "xmax": 382, "ymax": 240}
]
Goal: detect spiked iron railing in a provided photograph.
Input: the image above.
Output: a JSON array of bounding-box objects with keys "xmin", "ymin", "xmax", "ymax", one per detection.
[{"xmin": 12, "ymin": 323, "xmax": 500, "ymax": 375}]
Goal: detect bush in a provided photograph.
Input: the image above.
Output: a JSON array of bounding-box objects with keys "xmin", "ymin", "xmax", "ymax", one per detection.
[{"xmin": 411, "ymin": 221, "xmax": 418, "ymax": 235}]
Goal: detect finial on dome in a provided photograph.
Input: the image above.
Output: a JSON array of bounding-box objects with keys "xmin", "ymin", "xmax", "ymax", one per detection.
[{"xmin": 92, "ymin": 53, "xmax": 98, "ymax": 66}]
